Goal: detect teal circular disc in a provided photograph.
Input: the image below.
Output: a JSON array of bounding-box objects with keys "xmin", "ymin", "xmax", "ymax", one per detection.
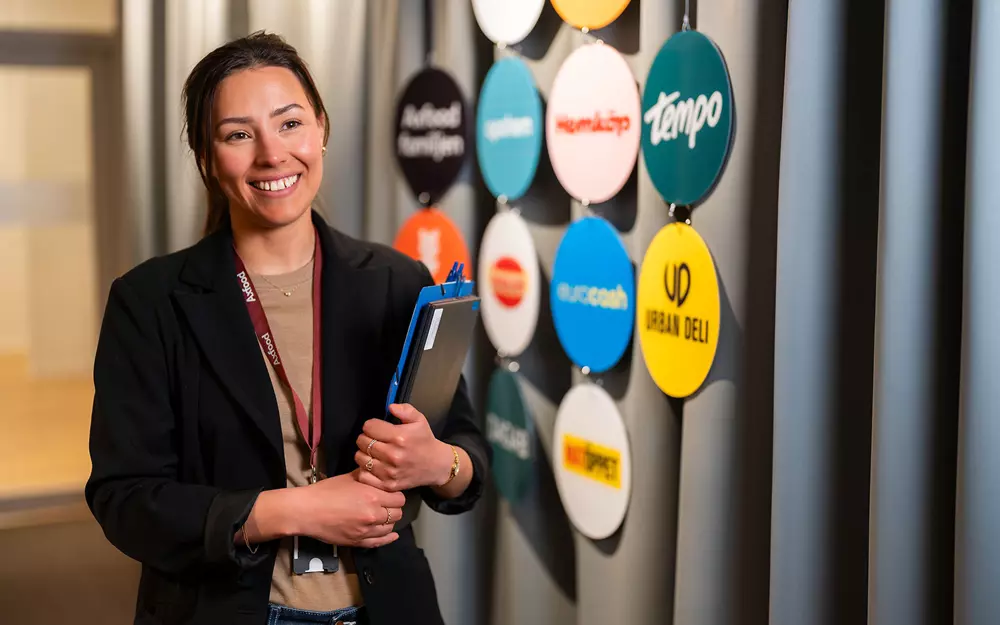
[{"xmin": 640, "ymin": 30, "xmax": 734, "ymax": 206}]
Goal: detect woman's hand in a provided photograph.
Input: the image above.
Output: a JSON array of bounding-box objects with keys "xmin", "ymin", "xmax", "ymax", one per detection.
[
  {"xmin": 291, "ymin": 472, "xmax": 406, "ymax": 549},
  {"xmin": 354, "ymin": 403, "xmax": 455, "ymax": 493}
]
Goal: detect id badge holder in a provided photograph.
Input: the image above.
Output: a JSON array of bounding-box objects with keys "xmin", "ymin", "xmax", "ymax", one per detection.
[{"xmin": 293, "ymin": 535, "xmax": 339, "ymax": 574}]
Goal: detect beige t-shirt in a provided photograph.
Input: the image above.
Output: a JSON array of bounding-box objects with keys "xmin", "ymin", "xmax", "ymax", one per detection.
[{"xmin": 249, "ymin": 259, "xmax": 363, "ymax": 612}]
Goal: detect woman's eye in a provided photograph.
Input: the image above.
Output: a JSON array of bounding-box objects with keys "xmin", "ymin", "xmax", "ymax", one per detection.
[
  {"xmin": 282, "ymin": 120, "xmax": 302, "ymax": 131},
  {"xmin": 227, "ymin": 131, "xmax": 249, "ymax": 141}
]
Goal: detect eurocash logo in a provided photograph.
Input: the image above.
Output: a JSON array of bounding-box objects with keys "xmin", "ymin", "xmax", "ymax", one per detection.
[
  {"xmin": 555, "ymin": 282, "xmax": 629, "ymax": 311},
  {"xmin": 550, "ymin": 216, "xmax": 635, "ymax": 373}
]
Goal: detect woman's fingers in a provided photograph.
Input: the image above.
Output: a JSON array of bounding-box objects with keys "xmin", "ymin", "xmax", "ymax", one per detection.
[{"xmin": 356, "ymin": 532, "xmax": 399, "ymax": 550}]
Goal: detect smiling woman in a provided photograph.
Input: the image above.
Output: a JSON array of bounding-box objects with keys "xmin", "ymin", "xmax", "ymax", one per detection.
[{"xmin": 85, "ymin": 31, "xmax": 489, "ymax": 625}]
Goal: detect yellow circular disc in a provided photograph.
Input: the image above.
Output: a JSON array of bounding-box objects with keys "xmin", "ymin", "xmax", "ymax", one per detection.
[
  {"xmin": 550, "ymin": 0, "xmax": 632, "ymax": 30},
  {"xmin": 636, "ymin": 222, "xmax": 720, "ymax": 397}
]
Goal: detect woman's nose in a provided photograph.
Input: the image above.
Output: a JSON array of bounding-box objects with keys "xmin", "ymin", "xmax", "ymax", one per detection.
[{"xmin": 255, "ymin": 133, "xmax": 287, "ymax": 166}]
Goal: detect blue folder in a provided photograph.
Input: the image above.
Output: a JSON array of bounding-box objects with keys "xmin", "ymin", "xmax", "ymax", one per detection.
[{"xmin": 384, "ymin": 262, "xmax": 477, "ymax": 414}]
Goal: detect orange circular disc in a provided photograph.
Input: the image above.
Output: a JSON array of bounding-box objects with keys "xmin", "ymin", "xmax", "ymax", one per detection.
[
  {"xmin": 393, "ymin": 207, "xmax": 472, "ymax": 284},
  {"xmin": 550, "ymin": 0, "xmax": 631, "ymax": 30}
]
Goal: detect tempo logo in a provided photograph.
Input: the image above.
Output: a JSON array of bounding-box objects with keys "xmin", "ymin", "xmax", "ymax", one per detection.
[
  {"xmin": 644, "ymin": 90, "xmax": 724, "ymax": 149},
  {"xmin": 484, "ymin": 115, "xmax": 535, "ymax": 142},
  {"xmin": 562, "ymin": 433, "xmax": 621, "ymax": 489},
  {"xmin": 490, "ymin": 256, "xmax": 527, "ymax": 308},
  {"xmin": 556, "ymin": 282, "xmax": 629, "ymax": 310},
  {"xmin": 554, "ymin": 111, "xmax": 631, "ymax": 136},
  {"xmin": 237, "ymin": 271, "xmax": 256, "ymax": 303},
  {"xmin": 486, "ymin": 412, "xmax": 531, "ymax": 460}
]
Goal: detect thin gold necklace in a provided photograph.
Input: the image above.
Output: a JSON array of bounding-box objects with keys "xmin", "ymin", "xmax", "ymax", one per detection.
[{"xmin": 255, "ymin": 274, "xmax": 311, "ymax": 297}]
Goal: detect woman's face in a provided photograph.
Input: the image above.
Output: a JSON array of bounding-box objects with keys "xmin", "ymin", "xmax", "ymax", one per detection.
[{"xmin": 210, "ymin": 66, "xmax": 325, "ymax": 230}]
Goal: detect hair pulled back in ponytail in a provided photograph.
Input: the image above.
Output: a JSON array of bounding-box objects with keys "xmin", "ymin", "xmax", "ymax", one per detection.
[{"xmin": 181, "ymin": 31, "xmax": 330, "ymax": 236}]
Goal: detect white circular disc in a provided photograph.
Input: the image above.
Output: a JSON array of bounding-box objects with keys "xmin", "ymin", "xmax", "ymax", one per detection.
[
  {"xmin": 478, "ymin": 211, "xmax": 541, "ymax": 356},
  {"xmin": 552, "ymin": 383, "xmax": 632, "ymax": 539},
  {"xmin": 472, "ymin": 0, "xmax": 546, "ymax": 46}
]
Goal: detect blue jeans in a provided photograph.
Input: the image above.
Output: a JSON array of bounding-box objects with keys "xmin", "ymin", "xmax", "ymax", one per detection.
[{"xmin": 267, "ymin": 604, "xmax": 368, "ymax": 625}]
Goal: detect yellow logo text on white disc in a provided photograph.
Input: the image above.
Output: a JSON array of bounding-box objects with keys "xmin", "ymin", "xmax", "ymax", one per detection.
[{"xmin": 636, "ymin": 222, "xmax": 719, "ymax": 397}]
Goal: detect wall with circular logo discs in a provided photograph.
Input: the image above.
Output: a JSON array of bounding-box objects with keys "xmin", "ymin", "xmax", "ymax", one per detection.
[{"xmin": 466, "ymin": 2, "xmax": 736, "ymax": 548}]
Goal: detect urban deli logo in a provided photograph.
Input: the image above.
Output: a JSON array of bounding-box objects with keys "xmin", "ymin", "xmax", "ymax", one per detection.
[
  {"xmin": 644, "ymin": 90, "xmax": 724, "ymax": 149},
  {"xmin": 644, "ymin": 262, "xmax": 710, "ymax": 343},
  {"xmin": 484, "ymin": 114, "xmax": 535, "ymax": 143},
  {"xmin": 237, "ymin": 271, "xmax": 256, "ymax": 303},
  {"xmin": 556, "ymin": 282, "xmax": 629, "ymax": 311},
  {"xmin": 562, "ymin": 433, "xmax": 621, "ymax": 489},
  {"xmin": 490, "ymin": 256, "xmax": 527, "ymax": 308},
  {"xmin": 397, "ymin": 102, "xmax": 465, "ymax": 162},
  {"xmin": 487, "ymin": 412, "xmax": 530, "ymax": 461},
  {"xmin": 261, "ymin": 332, "xmax": 280, "ymax": 366},
  {"xmin": 555, "ymin": 111, "xmax": 631, "ymax": 136}
]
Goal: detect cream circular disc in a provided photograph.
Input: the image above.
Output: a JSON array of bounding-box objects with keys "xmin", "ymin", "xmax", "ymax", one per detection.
[
  {"xmin": 478, "ymin": 211, "xmax": 541, "ymax": 356},
  {"xmin": 552, "ymin": 383, "xmax": 632, "ymax": 539},
  {"xmin": 472, "ymin": 0, "xmax": 546, "ymax": 45},
  {"xmin": 545, "ymin": 42, "xmax": 641, "ymax": 203}
]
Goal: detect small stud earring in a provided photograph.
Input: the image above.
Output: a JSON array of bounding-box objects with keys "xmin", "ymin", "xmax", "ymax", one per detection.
[{"xmin": 321, "ymin": 146, "xmax": 327, "ymax": 157}]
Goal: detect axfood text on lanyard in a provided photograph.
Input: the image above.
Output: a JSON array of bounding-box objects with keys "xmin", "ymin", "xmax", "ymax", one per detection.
[{"xmin": 233, "ymin": 229, "xmax": 324, "ymax": 483}]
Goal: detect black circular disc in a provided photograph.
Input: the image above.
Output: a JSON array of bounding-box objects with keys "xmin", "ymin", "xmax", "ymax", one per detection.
[{"xmin": 393, "ymin": 67, "xmax": 469, "ymax": 206}]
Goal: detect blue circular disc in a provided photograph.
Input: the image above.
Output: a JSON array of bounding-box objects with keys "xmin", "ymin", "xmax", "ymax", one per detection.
[
  {"xmin": 476, "ymin": 57, "xmax": 544, "ymax": 201},
  {"xmin": 550, "ymin": 216, "xmax": 635, "ymax": 372}
]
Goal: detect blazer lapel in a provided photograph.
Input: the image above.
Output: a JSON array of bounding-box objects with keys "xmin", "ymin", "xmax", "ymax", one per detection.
[
  {"xmin": 317, "ymin": 225, "xmax": 389, "ymax": 476},
  {"xmin": 173, "ymin": 231, "xmax": 284, "ymax": 468}
]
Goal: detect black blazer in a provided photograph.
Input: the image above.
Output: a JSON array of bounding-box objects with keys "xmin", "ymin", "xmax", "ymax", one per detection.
[{"xmin": 85, "ymin": 211, "xmax": 490, "ymax": 625}]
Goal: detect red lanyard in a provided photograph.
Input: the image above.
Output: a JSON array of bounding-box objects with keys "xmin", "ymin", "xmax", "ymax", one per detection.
[{"xmin": 233, "ymin": 230, "xmax": 324, "ymax": 483}]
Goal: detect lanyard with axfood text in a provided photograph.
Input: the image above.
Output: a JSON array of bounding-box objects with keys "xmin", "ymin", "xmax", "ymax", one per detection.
[{"xmin": 233, "ymin": 230, "xmax": 324, "ymax": 483}]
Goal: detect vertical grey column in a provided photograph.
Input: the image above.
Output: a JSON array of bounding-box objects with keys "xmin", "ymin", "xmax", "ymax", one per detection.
[
  {"xmin": 411, "ymin": 3, "xmax": 490, "ymax": 625},
  {"xmin": 164, "ymin": 0, "xmax": 230, "ymax": 251},
  {"xmin": 671, "ymin": 1, "xmax": 759, "ymax": 623},
  {"xmin": 871, "ymin": 0, "xmax": 965, "ymax": 623},
  {"xmin": 769, "ymin": 0, "xmax": 842, "ymax": 623},
  {"xmin": 363, "ymin": 0, "xmax": 401, "ymax": 245},
  {"xmin": 120, "ymin": 0, "xmax": 156, "ymax": 263},
  {"xmin": 956, "ymin": 1, "xmax": 1000, "ymax": 623},
  {"xmin": 574, "ymin": 2, "xmax": 681, "ymax": 624}
]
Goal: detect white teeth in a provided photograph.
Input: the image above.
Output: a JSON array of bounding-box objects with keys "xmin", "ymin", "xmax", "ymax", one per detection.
[{"xmin": 252, "ymin": 175, "xmax": 298, "ymax": 191}]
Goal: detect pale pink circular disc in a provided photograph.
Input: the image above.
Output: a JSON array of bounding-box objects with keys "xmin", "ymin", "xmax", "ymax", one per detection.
[{"xmin": 545, "ymin": 43, "xmax": 641, "ymax": 204}]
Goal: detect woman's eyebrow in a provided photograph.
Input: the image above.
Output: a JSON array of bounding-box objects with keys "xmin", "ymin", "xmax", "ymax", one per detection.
[{"xmin": 215, "ymin": 103, "xmax": 304, "ymax": 129}]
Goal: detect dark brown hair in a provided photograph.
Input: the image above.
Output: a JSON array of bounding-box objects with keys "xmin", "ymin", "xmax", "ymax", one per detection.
[{"xmin": 182, "ymin": 31, "xmax": 330, "ymax": 236}]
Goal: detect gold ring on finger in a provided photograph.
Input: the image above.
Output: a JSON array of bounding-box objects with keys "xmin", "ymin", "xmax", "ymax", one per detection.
[
  {"xmin": 383, "ymin": 506, "xmax": 392, "ymax": 525},
  {"xmin": 367, "ymin": 438, "xmax": 378, "ymax": 455},
  {"xmin": 365, "ymin": 456, "xmax": 374, "ymax": 472}
]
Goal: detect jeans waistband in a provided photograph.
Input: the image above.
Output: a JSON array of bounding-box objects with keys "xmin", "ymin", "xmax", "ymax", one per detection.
[{"xmin": 267, "ymin": 603, "xmax": 367, "ymax": 625}]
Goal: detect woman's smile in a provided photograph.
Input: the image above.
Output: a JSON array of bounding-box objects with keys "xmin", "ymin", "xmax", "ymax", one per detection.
[{"xmin": 248, "ymin": 172, "xmax": 302, "ymax": 196}]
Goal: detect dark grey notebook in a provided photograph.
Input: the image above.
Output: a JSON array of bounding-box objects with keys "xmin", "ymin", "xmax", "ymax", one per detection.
[{"xmin": 393, "ymin": 296, "xmax": 480, "ymax": 432}]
